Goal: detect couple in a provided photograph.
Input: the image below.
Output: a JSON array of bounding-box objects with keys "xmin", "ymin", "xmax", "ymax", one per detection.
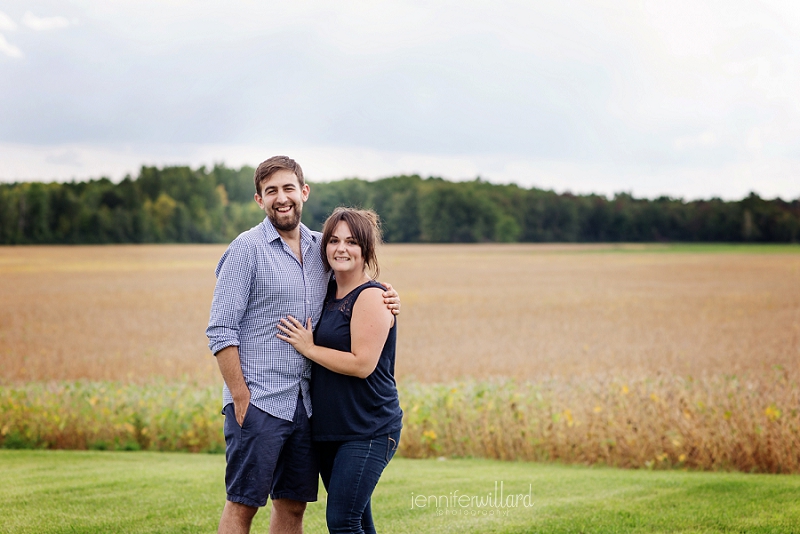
[{"xmin": 206, "ymin": 155, "xmax": 403, "ymax": 534}]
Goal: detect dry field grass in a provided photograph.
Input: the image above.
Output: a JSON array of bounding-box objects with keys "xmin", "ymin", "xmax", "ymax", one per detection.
[
  {"xmin": 2, "ymin": 244, "xmax": 799, "ymax": 471},
  {"xmin": 1, "ymin": 243, "xmax": 799, "ymax": 384},
  {"xmin": 0, "ymin": 245, "xmax": 221, "ymax": 384},
  {"xmin": 387, "ymin": 243, "xmax": 800, "ymax": 381}
]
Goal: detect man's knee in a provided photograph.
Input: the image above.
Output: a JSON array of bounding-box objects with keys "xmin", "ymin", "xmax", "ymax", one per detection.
[
  {"xmin": 224, "ymin": 500, "xmax": 258, "ymax": 518},
  {"xmin": 271, "ymin": 498, "xmax": 306, "ymax": 519},
  {"xmin": 220, "ymin": 500, "xmax": 258, "ymax": 532}
]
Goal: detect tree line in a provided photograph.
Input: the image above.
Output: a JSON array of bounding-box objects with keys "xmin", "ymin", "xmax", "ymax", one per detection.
[{"xmin": 1, "ymin": 164, "xmax": 798, "ymax": 244}]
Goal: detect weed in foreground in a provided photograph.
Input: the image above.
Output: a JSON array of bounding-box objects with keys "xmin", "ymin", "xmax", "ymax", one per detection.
[{"xmin": 2, "ymin": 375, "xmax": 798, "ymax": 473}]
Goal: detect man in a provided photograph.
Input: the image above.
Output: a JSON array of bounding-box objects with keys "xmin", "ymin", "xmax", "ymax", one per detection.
[{"xmin": 206, "ymin": 156, "xmax": 399, "ymax": 534}]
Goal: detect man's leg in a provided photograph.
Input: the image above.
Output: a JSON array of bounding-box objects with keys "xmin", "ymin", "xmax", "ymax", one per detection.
[
  {"xmin": 270, "ymin": 498, "xmax": 306, "ymax": 534},
  {"xmin": 219, "ymin": 501, "xmax": 258, "ymax": 534},
  {"xmin": 220, "ymin": 403, "xmax": 296, "ymax": 534},
  {"xmin": 269, "ymin": 397, "xmax": 318, "ymax": 533}
]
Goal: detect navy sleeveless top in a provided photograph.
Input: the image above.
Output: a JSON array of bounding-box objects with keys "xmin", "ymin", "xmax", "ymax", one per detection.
[{"xmin": 310, "ymin": 280, "xmax": 403, "ymax": 441}]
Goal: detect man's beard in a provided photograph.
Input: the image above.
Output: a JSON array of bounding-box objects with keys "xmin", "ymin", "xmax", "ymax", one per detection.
[{"xmin": 268, "ymin": 203, "xmax": 302, "ymax": 232}]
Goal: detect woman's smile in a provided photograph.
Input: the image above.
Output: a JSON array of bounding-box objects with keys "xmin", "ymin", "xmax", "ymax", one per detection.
[{"xmin": 326, "ymin": 221, "xmax": 364, "ymax": 273}]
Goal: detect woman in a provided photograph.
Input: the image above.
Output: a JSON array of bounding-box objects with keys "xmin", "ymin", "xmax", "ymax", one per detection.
[{"xmin": 277, "ymin": 207, "xmax": 402, "ymax": 534}]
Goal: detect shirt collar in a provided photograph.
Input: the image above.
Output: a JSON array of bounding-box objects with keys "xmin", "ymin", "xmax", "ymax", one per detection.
[
  {"xmin": 260, "ymin": 217, "xmax": 317, "ymax": 246},
  {"xmin": 299, "ymin": 222, "xmax": 317, "ymax": 245}
]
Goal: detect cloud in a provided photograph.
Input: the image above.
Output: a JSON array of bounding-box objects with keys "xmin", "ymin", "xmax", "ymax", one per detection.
[
  {"xmin": 0, "ymin": 10, "xmax": 17, "ymax": 31},
  {"xmin": 2, "ymin": 1, "xmax": 800, "ymax": 200},
  {"xmin": 22, "ymin": 11, "xmax": 74, "ymax": 31},
  {"xmin": 0, "ymin": 33, "xmax": 22, "ymax": 58},
  {"xmin": 674, "ymin": 131, "xmax": 718, "ymax": 151}
]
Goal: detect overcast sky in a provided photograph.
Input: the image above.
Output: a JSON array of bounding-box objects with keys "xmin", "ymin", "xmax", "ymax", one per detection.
[{"xmin": 1, "ymin": 1, "xmax": 799, "ymax": 200}]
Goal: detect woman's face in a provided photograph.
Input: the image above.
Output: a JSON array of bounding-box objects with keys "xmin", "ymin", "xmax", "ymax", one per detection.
[{"xmin": 326, "ymin": 220, "xmax": 365, "ymax": 275}]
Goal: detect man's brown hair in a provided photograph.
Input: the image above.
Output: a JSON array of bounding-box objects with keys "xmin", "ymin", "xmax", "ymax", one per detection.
[
  {"xmin": 253, "ymin": 155, "xmax": 305, "ymax": 194},
  {"xmin": 321, "ymin": 208, "xmax": 382, "ymax": 278}
]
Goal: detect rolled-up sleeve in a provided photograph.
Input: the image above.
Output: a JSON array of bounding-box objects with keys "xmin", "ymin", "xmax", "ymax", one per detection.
[{"xmin": 206, "ymin": 238, "xmax": 255, "ymax": 355}]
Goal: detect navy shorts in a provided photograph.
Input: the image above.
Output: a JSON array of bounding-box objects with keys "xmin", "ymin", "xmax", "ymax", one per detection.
[{"xmin": 222, "ymin": 397, "xmax": 318, "ymax": 507}]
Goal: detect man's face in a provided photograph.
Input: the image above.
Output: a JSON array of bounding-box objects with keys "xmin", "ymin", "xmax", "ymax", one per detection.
[{"xmin": 254, "ymin": 169, "xmax": 310, "ymax": 232}]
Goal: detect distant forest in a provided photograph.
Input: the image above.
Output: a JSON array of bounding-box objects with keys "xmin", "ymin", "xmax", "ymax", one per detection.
[{"xmin": 1, "ymin": 164, "xmax": 799, "ymax": 244}]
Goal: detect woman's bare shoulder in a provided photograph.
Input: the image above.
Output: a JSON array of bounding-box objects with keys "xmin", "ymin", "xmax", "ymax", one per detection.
[{"xmin": 353, "ymin": 285, "xmax": 393, "ymax": 320}]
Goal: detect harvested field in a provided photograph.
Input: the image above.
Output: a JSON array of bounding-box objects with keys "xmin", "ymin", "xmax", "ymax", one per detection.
[
  {"xmin": 2, "ymin": 244, "xmax": 800, "ymax": 471},
  {"xmin": 386, "ymin": 244, "xmax": 800, "ymax": 381},
  {"xmin": 1, "ymin": 244, "xmax": 799, "ymax": 384},
  {"xmin": 0, "ymin": 245, "xmax": 221, "ymax": 384}
]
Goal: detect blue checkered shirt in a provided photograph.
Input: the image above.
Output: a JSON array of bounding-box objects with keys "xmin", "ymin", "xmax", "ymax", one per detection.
[{"xmin": 206, "ymin": 218, "xmax": 330, "ymax": 421}]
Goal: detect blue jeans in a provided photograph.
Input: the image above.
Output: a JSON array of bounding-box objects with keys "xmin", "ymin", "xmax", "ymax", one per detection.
[{"xmin": 315, "ymin": 431, "xmax": 401, "ymax": 534}]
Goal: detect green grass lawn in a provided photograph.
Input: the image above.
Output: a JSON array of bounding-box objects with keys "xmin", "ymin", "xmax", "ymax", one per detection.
[{"xmin": 2, "ymin": 451, "xmax": 799, "ymax": 533}]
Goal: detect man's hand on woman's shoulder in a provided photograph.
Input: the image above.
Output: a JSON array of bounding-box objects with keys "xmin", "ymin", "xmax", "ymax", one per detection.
[{"xmin": 380, "ymin": 282, "xmax": 401, "ymax": 315}]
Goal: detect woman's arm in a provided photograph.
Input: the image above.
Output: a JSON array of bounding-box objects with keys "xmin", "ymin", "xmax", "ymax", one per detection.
[{"xmin": 277, "ymin": 287, "xmax": 394, "ymax": 378}]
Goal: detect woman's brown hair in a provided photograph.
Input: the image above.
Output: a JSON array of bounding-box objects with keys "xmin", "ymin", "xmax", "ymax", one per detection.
[{"xmin": 320, "ymin": 208, "xmax": 382, "ymax": 278}]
